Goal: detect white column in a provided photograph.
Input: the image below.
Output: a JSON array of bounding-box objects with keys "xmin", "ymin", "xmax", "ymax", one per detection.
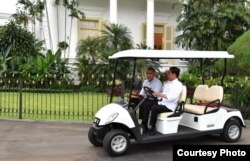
[
  {"xmin": 46, "ymin": 0, "xmax": 58, "ymax": 52},
  {"xmin": 147, "ymin": 0, "xmax": 154, "ymax": 49},
  {"xmin": 110, "ymin": 0, "xmax": 117, "ymax": 24}
]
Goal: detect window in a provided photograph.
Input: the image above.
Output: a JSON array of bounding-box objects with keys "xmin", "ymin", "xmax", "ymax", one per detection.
[
  {"xmin": 78, "ymin": 19, "xmax": 101, "ymax": 40},
  {"xmin": 142, "ymin": 23, "xmax": 174, "ymax": 50},
  {"xmin": 142, "ymin": 23, "xmax": 174, "ymax": 64},
  {"xmin": 164, "ymin": 24, "xmax": 173, "ymax": 50}
]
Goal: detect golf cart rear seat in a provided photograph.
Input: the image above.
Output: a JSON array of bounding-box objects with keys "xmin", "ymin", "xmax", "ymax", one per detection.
[
  {"xmin": 184, "ymin": 85, "xmax": 223, "ymax": 115},
  {"xmin": 156, "ymin": 85, "xmax": 187, "ymax": 134}
]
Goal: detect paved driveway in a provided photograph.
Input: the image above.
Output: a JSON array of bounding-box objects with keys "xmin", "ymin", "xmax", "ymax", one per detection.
[{"xmin": 0, "ymin": 119, "xmax": 249, "ymax": 161}]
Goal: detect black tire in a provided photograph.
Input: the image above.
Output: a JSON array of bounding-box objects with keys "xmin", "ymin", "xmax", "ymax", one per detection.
[
  {"xmin": 221, "ymin": 120, "xmax": 242, "ymax": 142},
  {"xmin": 103, "ymin": 130, "xmax": 130, "ymax": 156},
  {"xmin": 88, "ymin": 127, "xmax": 103, "ymax": 147}
]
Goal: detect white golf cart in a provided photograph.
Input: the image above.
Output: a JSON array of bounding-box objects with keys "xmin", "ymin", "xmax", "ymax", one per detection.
[{"xmin": 88, "ymin": 49, "xmax": 246, "ymax": 156}]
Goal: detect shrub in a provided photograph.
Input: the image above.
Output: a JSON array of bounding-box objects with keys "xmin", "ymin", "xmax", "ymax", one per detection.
[{"xmin": 179, "ymin": 73, "xmax": 200, "ymax": 89}]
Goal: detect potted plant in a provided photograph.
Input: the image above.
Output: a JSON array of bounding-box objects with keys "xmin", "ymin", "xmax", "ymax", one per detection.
[{"xmin": 58, "ymin": 41, "xmax": 69, "ymax": 50}]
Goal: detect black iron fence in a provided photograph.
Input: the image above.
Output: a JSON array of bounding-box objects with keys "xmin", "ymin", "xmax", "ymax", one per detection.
[
  {"xmin": 0, "ymin": 74, "xmax": 113, "ymax": 122},
  {"xmin": 1, "ymin": 74, "xmax": 250, "ymax": 121}
]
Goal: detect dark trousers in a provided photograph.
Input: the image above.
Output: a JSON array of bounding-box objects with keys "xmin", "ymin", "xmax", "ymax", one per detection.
[
  {"xmin": 130, "ymin": 98, "xmax": 141, "ymax": 109},
  {"xmin": 139, "ymin": 100, "xmax": 158, "ymax": 127},
  {"xmin": 151, "ymin": 105, "xmax": 172, "ymax": 129}
]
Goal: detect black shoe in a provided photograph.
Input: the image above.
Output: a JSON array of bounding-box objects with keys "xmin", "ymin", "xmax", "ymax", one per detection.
[{"xmin": 149, "ymin": 128, "xmax": 156, "ymax": 136}]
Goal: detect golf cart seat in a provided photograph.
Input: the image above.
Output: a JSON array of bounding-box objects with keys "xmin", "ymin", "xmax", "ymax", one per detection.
[
  {"xmin": 157, "ymin": 85, "xmax": 187, "ymax": 119},
  {"xmin": 184, "ymin": 85, "xmax": 223, "ymax": 115},
  {"xmin": 156, "ymin": 85, "xmax": 187, "ymax": 134}
]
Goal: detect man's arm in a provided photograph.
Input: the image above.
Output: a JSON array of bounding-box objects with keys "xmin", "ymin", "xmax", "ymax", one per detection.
[
  {"xmin": 131, "ymin": 89, "xmax": 141, "ymax": 99},
  {"xmin": 152, "ymin": 82, "xmax": 182, "ymax": 100},
  {"xmin": 152, "ymin": 90, "xmax": 167, "ymax": 98},
  {"xmin": 139, "ymin": 80, "xmax": 147, "ymax": 96}
]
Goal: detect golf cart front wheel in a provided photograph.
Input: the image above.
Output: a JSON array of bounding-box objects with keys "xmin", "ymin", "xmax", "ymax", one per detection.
[
  {"xmin": 88, "ymin": 127, "xmax": 103, "ymax": 146},
  {"xmin": 221, "ymin": 120, "xmax": 242, "ymax": 142},
  {"xmin": 103, "ymin": 130, "xmax": 130, "ymax": 156}
]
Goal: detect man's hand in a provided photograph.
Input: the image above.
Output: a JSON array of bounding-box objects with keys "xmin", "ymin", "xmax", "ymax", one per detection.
[
  {"xmin": 152, "ymin": 89, "xmax": 160, "ymax": 97},
  {"xmin": 152, "ymin": 89, "xmax": 167, "ymax": 99},
  {"xmin": 131, "ymin": 90, "xmax": 142, "ymax": 99}
]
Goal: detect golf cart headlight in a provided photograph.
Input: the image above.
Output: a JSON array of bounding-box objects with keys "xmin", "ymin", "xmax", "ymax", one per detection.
[{"xmin": 106, "ymin": 113, "xmax": 119, "ymax": 124}]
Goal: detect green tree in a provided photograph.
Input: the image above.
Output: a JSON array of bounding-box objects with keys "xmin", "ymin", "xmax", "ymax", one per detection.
[
  {"xmin": 175, "ymin": 0, "xmax": 250, "ymax": 51},
  {"xmin": 175, "ymin": 0, "xmax": 250, "ymax": 77},
  {"xmin": 0, "ymin": 21, "xmax": 44, "ymax": 58},
  {"xmin": 0, "ymin": 21, "xmax": 44, "ymax": 76},
  {"xmin": 216, "ymin": 30, "xmax": 250, "ymax": 76}
]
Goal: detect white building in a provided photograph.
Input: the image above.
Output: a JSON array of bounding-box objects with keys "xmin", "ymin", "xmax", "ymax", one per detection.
[{"xmin": 0, "ymin": 0, "xmax": 187, "ymax": 70}]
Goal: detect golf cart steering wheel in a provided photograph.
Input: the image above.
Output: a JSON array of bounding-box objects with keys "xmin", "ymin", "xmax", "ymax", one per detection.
[{"xmin": 143, "ymin": 86, "xmax": 157, "ymax": 100}]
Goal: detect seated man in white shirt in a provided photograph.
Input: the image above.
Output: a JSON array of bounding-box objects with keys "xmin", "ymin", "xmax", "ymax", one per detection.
[
  {"xmin": 149, "ymin": 67, "xmax": 183, "ymax": 135},
  {"xmin": 137, "ymin": 67, "xmax": 163, "ymax": 133}
]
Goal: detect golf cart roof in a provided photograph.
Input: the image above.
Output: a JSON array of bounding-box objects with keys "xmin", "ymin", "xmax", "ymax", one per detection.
[{"xmin": 108, "ymin": 49, "xmax": 234, "ymax": 59}]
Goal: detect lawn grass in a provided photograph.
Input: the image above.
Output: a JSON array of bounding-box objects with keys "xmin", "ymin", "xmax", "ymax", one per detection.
[{"xmin": 0, "ymin": 91, "xmax": 112, "ymax": 121}]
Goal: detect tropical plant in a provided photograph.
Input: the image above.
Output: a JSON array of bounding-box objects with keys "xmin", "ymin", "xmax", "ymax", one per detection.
[
  {"xmin": 135, "ymin": 43, "xmax": 152, "ymax": 50},
  {"xmin": 76, "ymin": 23, "xmax": 134, "ymax": 94},
  {"xmin": 58, "ymin": 41, "xmax": 69, "ymax": 50},
  {"xmin": 18, "ymin": 49, "xmax": 70, "ymax": 83},
  {"xmin": 77, "ymin": 37, "xmax": 102, "ymax": 64},
  {"xmin": 76, "ymin": 36, "xmax": 109, "ymax": 86},
  {"xmin": 11, "ymin": 11, "xmax": 29, "ymax": 27},
  {"xmin": 12, "ymin": 0, "xmax": 45, "ymax": 31},
  {"xmin": 32, "ymin": 49, "xmax": 70, "ymax": 81},
  {"xmin": 77, "ymin": 23, "xmax": 133, "ymax": 71},
  {"xmin": 100, "ymin": 23, "xmax": 133, "ymax": 52},
  {"xmin": 0, "ymin": 47, "xmax": 11, "ymax": 76}
]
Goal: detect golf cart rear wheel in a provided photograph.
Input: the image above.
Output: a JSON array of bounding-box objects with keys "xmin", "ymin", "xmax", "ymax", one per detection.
[
  {"xmin": 103, "ymin": 130, "xmax": 130, "ymax": 156},
  {"xmin": 88, "ymin": 127, "xmax": 103, "ymax": 147},
  {"xmin": 221, "ymin": 120, "xmax": 241, "ymax": 142}
]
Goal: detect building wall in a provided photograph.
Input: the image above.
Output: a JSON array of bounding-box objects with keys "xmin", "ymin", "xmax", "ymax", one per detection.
[
  {"xmin": 0, "ymin": 0, "xmax": 17, "ymax": 25},
  {"xmin": 78, "ymin": 0, "xmax": 181, "ymax": 48},
  {"xmin": 0, "ymin": 0, "xmax": 182, "ymax": 58}
]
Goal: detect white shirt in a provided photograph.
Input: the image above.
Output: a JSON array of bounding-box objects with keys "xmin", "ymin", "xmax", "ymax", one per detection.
[
  {"xmin": 139, "ymin": 77, "xmax": 163, "ymax": 97},
  {"xmin": 158, "ymin": 79, "xmax": 183, "ymax": 111}
]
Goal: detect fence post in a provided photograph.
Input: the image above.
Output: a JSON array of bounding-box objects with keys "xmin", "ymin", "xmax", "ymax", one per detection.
[
  {"xmin": 19, "ymin": 79, "xmax": 23, "ymax": 119},
  {"xmin": 120, "ymin": 81, "xmax": 125, "ymax": 99},
  {"xmin": 235, "ymin": 84, "xmax": 240, "ymax": 109}
]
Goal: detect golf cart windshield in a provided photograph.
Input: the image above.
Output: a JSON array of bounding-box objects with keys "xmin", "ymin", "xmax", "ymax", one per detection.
[{"xmin": 108, "ymin": 49, "xmax": 234, "ymax": 107}]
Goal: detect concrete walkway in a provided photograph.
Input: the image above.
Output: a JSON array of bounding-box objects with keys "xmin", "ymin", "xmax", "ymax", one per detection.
[{"xmin": 0, "ymin": 119, "xmax": 249, "ymax": 161}]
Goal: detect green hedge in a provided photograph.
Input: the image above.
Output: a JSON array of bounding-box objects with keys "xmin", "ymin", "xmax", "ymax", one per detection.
[{"xmin": 179, "ymin": 73, "xmax": 250, "ymax": 108}]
